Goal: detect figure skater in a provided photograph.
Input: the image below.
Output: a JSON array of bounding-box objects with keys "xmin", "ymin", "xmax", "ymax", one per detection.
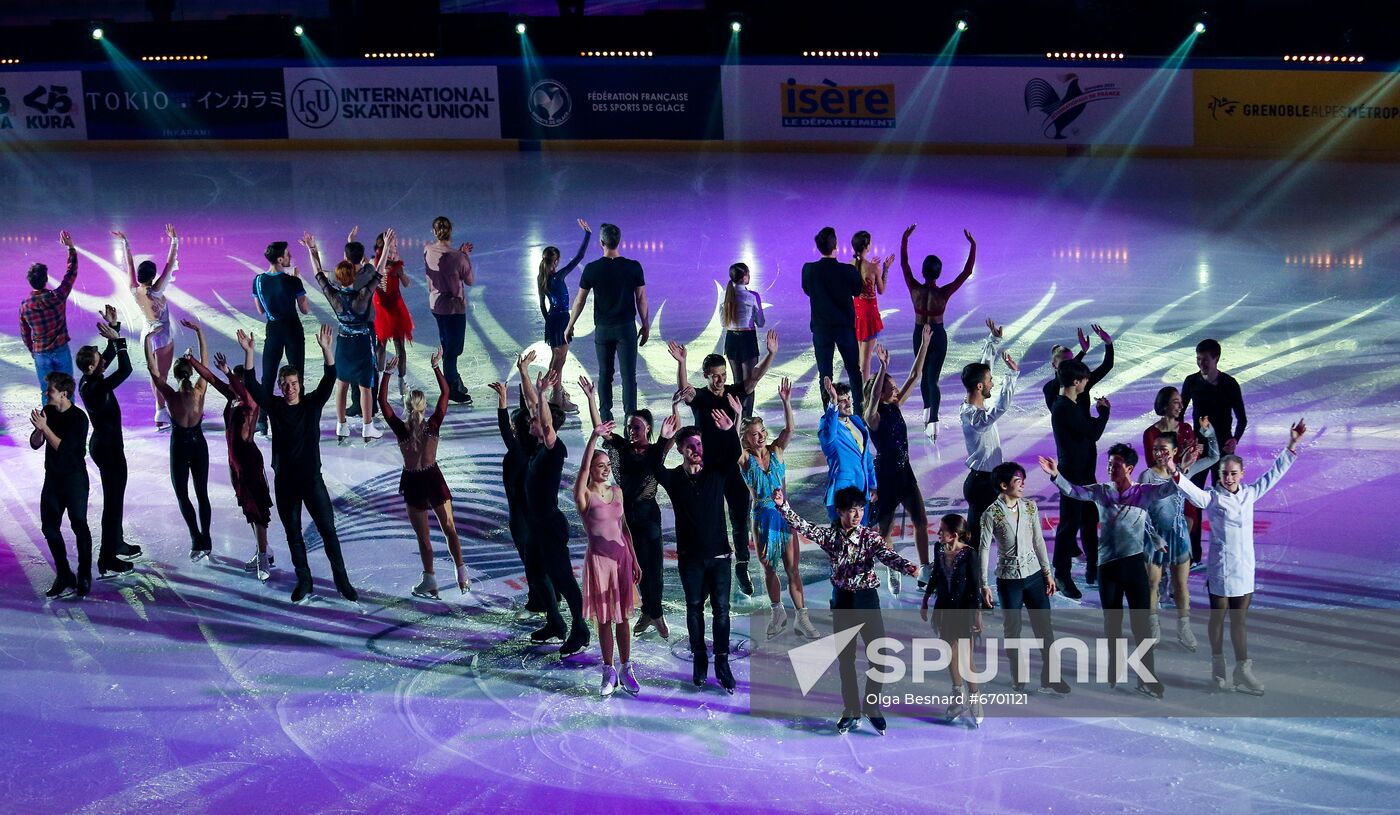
[
  {"xmin": 372, "ymin": 229, "xmax": 415, "ymax": 403},
  {"xmin": 851, "ymin": 230, "xmax": 894, "ymax": 381},
  {"xmin": 899, "ymin": 225, "xmax": 976, "ymax": 440},
  {"xmin": 1175, "ymin": 419, "xmax": 1306, "ymax": 695},
  {"xmin": 921, "ymin": 514, "xmax": 986, "ymax": 727},
  {"xmin": 30, "ymin": 372, "xmax": 93, "ymax": 598},
  {"xmin": 186, "ymin": 337, "xmax": 276, "ymax": 580},
  {"xmin": 739, "ymin": 377, "xmax": 820, "ymax": 640},
  {"xmin": 147, "ymin": 319, "xmax": 213, "ymax": 560},
  {"xmin": 861, "ymin": 325, "xmax": 934, "ymax": 595},
  {"xmin": 720, "ymin": 262, "xmax": 766, "ymax": 418},
  {"xmin": 537, "ymin": 218, "xmax": 590, "ymax": 412},
  {"xmin": 114, "ymin": 225, "xmax": 179, "ymax": 430},
  {"xmin": 576, "ymin": 421, "xmax": 643, "ymax": 696},
  {"xmin": 380, "ymin": 348, "xmax": 468, "ymax": 599},
  {"xmin": 776, "ymin": 486, "xmax": 918, "ymax": 735}
]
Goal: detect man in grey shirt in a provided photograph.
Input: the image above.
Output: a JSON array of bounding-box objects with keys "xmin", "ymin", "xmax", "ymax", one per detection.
[{"xmin": 1041, "ymin": 444, "xmax": 1174, "ymax": 698}]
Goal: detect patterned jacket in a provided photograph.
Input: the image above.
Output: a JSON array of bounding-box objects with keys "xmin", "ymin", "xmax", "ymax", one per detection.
[{"xmin": 977, "ymin": 497, "xmax": 1051, "ymax": 588}]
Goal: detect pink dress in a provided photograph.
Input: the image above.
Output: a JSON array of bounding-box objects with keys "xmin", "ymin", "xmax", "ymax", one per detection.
[{"xmin": 580, "ymin": 487, "xmax": 638, "ymax": 624}]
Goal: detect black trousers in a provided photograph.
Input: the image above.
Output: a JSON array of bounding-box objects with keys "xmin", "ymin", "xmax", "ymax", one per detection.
[
  {"xmin": 533, "ymin": 514, "xmax": 585, "ymax": 639},
  {"xmin": 963, "ymin": 469, "xmax": 998, "ymax": 541},
  {"xmin": 90, "ymin": 442, "xmax": 127, "ymax": 563},
  {"xmin": 433, "ymin": 313, "xmax": 467, "ymax": 392},
  {"xmin": 1053, "ymin": 491, "xmax": 1100, "ymax": 582},
  {"xmin": 916, "ymin": 322, "xmax": 949, "ymax": 422},
  {"xmin": 678, "ymin": 555, "xmax": 733, "ymax": 657},
  {"xmin": 273, "ymin": 469, "xmax": 352, "ymax": 592},
  {"xmin": 41, "ymin": 472, "xmax": 92, "ymax": 578},
  {"xmin": 628, "ymin": 499, "xmax": 665, "ymax": 619},
  {"xmin": 171, "ymin": 425, "xmax": 212, "ymax": 551},
  {"xmin": 593, "ymin": 322, "xmax": 639, "ymax": 422},
  {"xmin": 724, "ymin": 465, "xmax": 752, "ymax": 564},
  {"xmin": 509, "ymin": 510, "xmax": 550, "ymax": 612},
  {"xmin": 832, "ymin": 586, "xmax": 885, "ymax": 715},
  {"xmin": 812, "ymin": 325, "xmax": 864, "ymax": 416},
  {"xmin": 997, "ymin": 573, "xmax": 1056, "ymax": 686},
  {"xmin": 260, "ymin": 319, "xmax": 305, "ymax": 413},
  {"xmin": 1098, "ymin": 554, "xmax": 1157, "ymax": 684}
]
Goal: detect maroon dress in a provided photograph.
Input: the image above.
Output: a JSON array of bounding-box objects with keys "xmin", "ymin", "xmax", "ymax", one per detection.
[{"xmin": 210, "ymin": 373, "xmax": 273, "ymax": 527}]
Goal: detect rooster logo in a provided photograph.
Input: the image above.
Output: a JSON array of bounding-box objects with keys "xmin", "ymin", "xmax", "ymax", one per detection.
[
  {"xmin": 1024, "ymin": 74, "xmax": 1120, "ymax": 139},
  {"xmin": 529, "ymin": 79, "xmax": 571, "ymax": 127}
]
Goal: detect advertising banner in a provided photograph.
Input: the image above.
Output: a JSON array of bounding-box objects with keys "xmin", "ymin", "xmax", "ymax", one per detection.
[
  {"xmin": 83, "ymin": 68, "xmax": 287, "ymax": 139},
  {"xmin": 0, "ymin": 70, "xmax": 87, "ymax": 141},
  {"xmin": 1194, "ymin": 69, "xmax": 1400, "ymax": 151},
  {"xmin": 500, "ymin": 65, "xmax": 723, "ymax": 140},
  {"xmin": 284, "ymin": 66, "xmax": 501, "ymax": 139},
  {"xmin": 722, "ymin": 65, "xmax": 1194, "ymax": 146}
]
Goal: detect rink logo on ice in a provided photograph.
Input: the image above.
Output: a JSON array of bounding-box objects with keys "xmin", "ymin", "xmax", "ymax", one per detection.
[
  {"xmin": 780, "ymin": 78, "xmax": 895, "ymax": 128},
  {"xmin": 1023, "ymin": 75, "xmax": 1121, "ymax": 139},
  {"xmin": 529, "ymin": 79, "xmax": 573, "ymax": 127}
]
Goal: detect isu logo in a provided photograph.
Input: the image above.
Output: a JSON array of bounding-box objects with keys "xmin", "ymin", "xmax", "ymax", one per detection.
[{"xmin": 780, "ymin": 78, "xmax": 896, "ymax": 128}]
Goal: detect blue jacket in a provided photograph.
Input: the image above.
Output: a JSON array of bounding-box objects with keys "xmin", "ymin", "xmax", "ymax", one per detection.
[{"xmin": 819, "ymin": 405, "xmax": 878, "ymax": 506}]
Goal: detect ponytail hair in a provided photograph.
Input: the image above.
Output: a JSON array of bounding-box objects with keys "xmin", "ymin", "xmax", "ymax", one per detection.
[
  {"xmin": 852, "ymin": 230, "xmax": 871, "ymax": 262},
  {"xmin": 405, "ymin": 389, "xmax": 429, "ymax": 444},
  {"xmin": 722, "ymin": 262, "xmax": 748, "ymax": 328},
  {"xmin": 537, "ymin": 245, "xmax": 561, "ymax": 307}
]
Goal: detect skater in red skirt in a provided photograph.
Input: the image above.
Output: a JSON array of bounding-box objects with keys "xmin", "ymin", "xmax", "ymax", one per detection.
[
  {"xmin": 852, "ymin": 230, "xmax": 894, "ymax": 381},
  {"xmin": 373, "ymin": 230, "xmax": 415, "ymax": 401}
]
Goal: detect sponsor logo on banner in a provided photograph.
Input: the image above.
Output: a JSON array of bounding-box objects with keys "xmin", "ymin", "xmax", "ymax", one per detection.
[
  {"xmin": 529, "ymin": 79, "xmax": 572, "ymax": 127},
  {"xmin": 1193, "ymin": 69, "xmax": 1400, "ymax": 151},
  {"xmin": 284, "ymin": 67, "xmax": 500, "ymax": 139},
  {"xmin": 0, "ymin": 71, "xmax": 87, "ymax": 140},
  {"xmin": 780, "ymin": 78, "xmax": 895, "ymax": 128},
  {"xmin": 83, "ymin": 68, "xmax": 286, "ymax": 139},
  {"xmin": 1023, "ymin": 74, "xmax": 1121, "ymax": 139}
]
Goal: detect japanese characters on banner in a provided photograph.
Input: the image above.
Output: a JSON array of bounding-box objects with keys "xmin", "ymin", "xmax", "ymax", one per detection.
[
  {"xmin": 283, "ymin": 66, "xmax": 501, "ymax": 139},
  {"xmin": 0, "ymin": 71, "xmax": 86, "ymax": 141},
  {"xmin": 1193, "ymin": 69, "xmax": 1400, "ymax": 151},
  {"xmin": 82, "ymin": 68, "xmax": 287, "ymax": 139},
  {"xmin": 499, "ymin": 65, "xmax": 723, "ymax": 140},
  {"xmin": 721, "ymin": 65, "xmax": 1195, "ymax": 146}
]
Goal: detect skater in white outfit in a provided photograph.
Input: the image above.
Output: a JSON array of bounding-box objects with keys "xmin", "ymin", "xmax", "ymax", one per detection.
[
  {"xmin": 114, "ymin": 225, "xmax": 179, "ymax": 430},
  {"xmin": 1174, "ymin": 419, "xmax": 1307, "ymax": 695}
]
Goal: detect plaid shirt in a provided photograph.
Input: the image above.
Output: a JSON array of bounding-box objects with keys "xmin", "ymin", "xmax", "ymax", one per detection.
[
  {"xmin": 779, "ymin": 501, "xmax": 915, "ymax": 591},
  {"xmin": 20, "ymin": 248, "xmax": 77, "ymax": 354}
]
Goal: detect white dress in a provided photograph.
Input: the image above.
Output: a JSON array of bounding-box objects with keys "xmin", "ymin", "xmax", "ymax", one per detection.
[{"xmin": 1175, "ymin": 449, "xmax": 1296, "ymax": 597}]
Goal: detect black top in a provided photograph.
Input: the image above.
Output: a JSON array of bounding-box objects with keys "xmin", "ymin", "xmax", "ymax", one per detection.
[
  {"xmin": 801, "ymin": 257, "xmax": 862, "ymax": 332},
  {"xmin": 252, "ymin": 270, "xmax": 307, "ymax": 322},
  {"xmin": 38, "ymin": 404, "xmax": 89, "ymax": 474},
  {"xmin": 578, "ymin": 256, "xmax": 645, "ymax": 326},
  {"xmin": 923, "ymin": 545, "xmax": 983, "ymax": 611},
  {"xmin": 649, "ymin": 428, "xmax": 741, "ymax": 559},
  {"xmin": 497, "ymin": 407, "xmax": 537, "ymax": 519},
  {"xmin": 871, "ymin": 401, "xmax": 909, "ymax": 471},
  {"xmin": 1041, "ymin": 344, "xmax": 1114, "ymax": 414},
  {"xmin": 687, "ymin": 383, "xmax": 746, "ymax": 450},
  {"xmin": 1182, "ymin": 371, "xmax": 1247, "ymax": 442},
  {"xmin": 242, "ymin": 364, "xmax": 336, "ymax": 473},
  {"xmin": 79, "ymin": 337, "xmax": 131, "ymax": 451},
  {"xmin": 602, "ymin": 434, "xmax": 659, "ymax": 505},
  {"xmin": 524, "ymin": 439, "xmax": 568, "ymax": 524},
  {"xmin": 1051, "ymin": 393, "xmax": 1109, "ymax": 484}
]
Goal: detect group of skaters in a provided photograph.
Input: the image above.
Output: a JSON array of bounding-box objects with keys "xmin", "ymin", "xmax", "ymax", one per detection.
[{"xmin": 21, "ymin": 219, "xmax": 1304, "ymax": 729}]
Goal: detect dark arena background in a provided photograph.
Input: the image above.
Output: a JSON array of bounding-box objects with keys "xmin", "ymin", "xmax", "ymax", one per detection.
[{"xmin": 2, "ymin": 2, "xmax": 1399, "ymax": 813}]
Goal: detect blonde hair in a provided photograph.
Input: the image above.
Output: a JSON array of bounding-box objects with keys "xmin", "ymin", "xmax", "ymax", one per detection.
[
  {"xmin": 333, "ymin": 260, "xmax": 356, "ymax": 287},
  {"xmin": 740, "ymin": 416, "xmax": 766, "ymax": 454}
]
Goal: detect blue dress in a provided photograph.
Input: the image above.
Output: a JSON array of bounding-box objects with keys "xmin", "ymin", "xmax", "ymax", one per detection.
[
  {"xmin": 743, "ymin": 449, "xmax": 789, "ymax": 568},
  {"xmin": 1140, "ymin": 428, "xmax": 1220, "ymax": 567},
  {"xmin": 544, "ymin": 229, "xmax": 590, "ymax": 347}
]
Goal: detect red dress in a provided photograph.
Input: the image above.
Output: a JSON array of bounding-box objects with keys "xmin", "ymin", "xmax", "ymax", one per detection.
[
  {"xmin": 374, "ymin": 260, "xmax": 414, "ymax": 344},
  {"xmin": 853, "ymin": 265, "xmax": 883, "ymax": 341},
  {"xmin": 221, "ymin": 374, "xmax": 273, "ymax": 527}
]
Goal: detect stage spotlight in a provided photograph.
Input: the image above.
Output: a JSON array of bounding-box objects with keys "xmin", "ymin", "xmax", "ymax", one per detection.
[
  {"xmin": 516, "ymin": 22, "xmax": 527, "ymax": 35},
  {"xmin": 956, "ymin": 19, "xmax": 969, "ymax": 32},
  {"xmin": 1194, "ymin": 22, "xmax": 1206, "ymax": 34},
  {"xmin": 731, "ymin": 21, "xmax": 742, "ymax": 33},
  {"xmin": 294, "ymin": 24, "xmax": 305, "ymax": 37},
  {"xmin": 91, "ymin": 27, "xmax": 104, "ymax": 40}
]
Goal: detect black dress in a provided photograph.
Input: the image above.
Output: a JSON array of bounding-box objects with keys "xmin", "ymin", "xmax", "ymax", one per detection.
[{"xmin": 925, "ymin": 545, "xmax": 982, "ymax": 640}]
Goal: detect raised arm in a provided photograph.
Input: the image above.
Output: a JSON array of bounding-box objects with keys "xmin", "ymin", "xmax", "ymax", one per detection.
[
  {"xmin": 578, "ymin": 375, "xmax": 603, "ymax": 430},
  {"xmin": 775, "ymin": 493, "xmax": 834, "ymax": 556},
  {"xmin": 939, "ymin": 229, "xmax": 976, "ymax": 298},
  {"xmin": 896, "ymin": 324, "xmax": 934, "ymax": 405},
  {"xmin": 236, "ymin": 331, "xmax": 270, "ymax": 408},
  {"xmin": 373, "ymin": 228, "xmax": 397, "ymax": 276},
  {"xmin": 1182, "ymin": 419, "xmax": 1221, "ymax": 479},
  {"xmin": 742, "ymin": 330, "xmax": 779, "ymax": 394},
  {"xmin": 377, "ymin": 356, "xmax": 398, "ymax": 423},
  {"xmin": 112, "ymin": 230, "xmax": 138, "ymax": 288},
  {"xmin": 179, "ymin": 319, "xmax": 207, "ymax": 367},
  {"xmin": 558, "ymin": 220, "xmax": 591, "ymax": 278},
  {"xmin": 772, "ymin": 377, "xmax": 795, "ymax": 451},
  {"xmin": 575, "ymin": 422, "xmax": 611, "ymax": 509},
  {"xmin": 535, "ymin": 369, "xmax": 558, "ymax": 448},
  {"xmin": 307, "ymin": 325, "xmax": 338, "ymax": 408},
  {"xmin": 667, "ymin": 341, "xmax": 692, "ymax": 398},
  {"xmin": 516, "ymin": 350, "xmax": 540, "ymax": 412},
  {"xmin": 155, "ymin": 224, "xmax": 178, "ymax": 289},
  {"xmin": 978, "ymin": 319, "xmax": 1005, "ymax": 365},
  {"xmin": 899, "ymin": 224, "xmax": 918, "ymax": 291},
  {"xmin": 428, "ymin": 348, "xmax": 449, "ymax": 430},
  {"xmin": 864, "ymin": 345, "xmax": 889, "ymax": 429},
  {"xmin": 1041, "ymin": 456, "xmax": 1099, "ymax": 503},
  {"xmin": 1086, "ymin": 324, "xmax": 1114, "ymax": 388},
  {"xmin": 186, "ymin": 353, "xmax": 233, "ymax": 400},
  {"xmin": 1248, "ymin": 420, "xmax": 1305, "ymax": 501}
]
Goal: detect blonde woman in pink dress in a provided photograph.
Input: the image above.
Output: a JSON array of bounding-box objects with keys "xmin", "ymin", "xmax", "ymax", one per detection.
[{"xmin": 576, "ymin": 421, "xmax": 643, "ymax": 697}]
